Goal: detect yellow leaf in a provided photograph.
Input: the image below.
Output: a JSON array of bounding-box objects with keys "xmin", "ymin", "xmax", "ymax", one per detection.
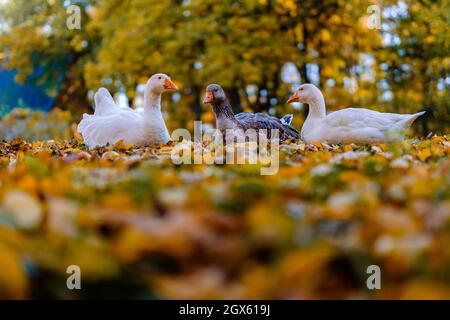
[
  {"xmin": 0, "ymin": 242, "xmax": 28, "ymax": 299},
  {"xmin": 417, "ymin": 149, "xmax": 432, "ymax": 161},
  {"xmin": 113, "ymin": 140, "xmax": 134, "ymax": 150}
]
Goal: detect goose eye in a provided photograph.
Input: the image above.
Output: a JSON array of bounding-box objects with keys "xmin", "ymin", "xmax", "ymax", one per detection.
[
  {"xmin": 300, "ymin": 88, "xmax": 304, "ymax": 91},
  {"xmin": 158, "ymin": 77, "xmax": 162, "ymax": 80}
]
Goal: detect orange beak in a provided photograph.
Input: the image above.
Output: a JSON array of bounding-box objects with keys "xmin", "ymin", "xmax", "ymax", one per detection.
[
  {"xmin": 287, "ymin": 92, "xmax": 299, "ymax": 104},
  {"xmin": 203, "ymin": 91, "xmax": 214, "ymax": 104},
  {"xmin": 163, "ymin": 79, "xmax": 178, "ymax": 90}
]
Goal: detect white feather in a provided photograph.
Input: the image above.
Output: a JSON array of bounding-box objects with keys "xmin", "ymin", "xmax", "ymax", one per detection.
[
  {"xmin": 290, "ymin": 84, "xmax": 425, "ymax": 144},
  {"xmin": 78, "ymin": 74, "xmax": 174, "ymax": 148}
]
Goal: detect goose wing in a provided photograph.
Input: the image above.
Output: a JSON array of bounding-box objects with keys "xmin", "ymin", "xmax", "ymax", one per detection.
[
  {"xmin": 235, "ymin": 112, "xmax": 300, "ymax": 140},
  {"xmin": 93, "ymin": 88, "xmax": 133, "ymax": 116},
  {"xmin": 325, "ymin": 108, "xmax": 415, "ymax": 130},
  {"xmin": 93, "ymin": 88, "xmax": 118, "ymax": 116},
  {"xmin": 78, "ymin": 111, "xmax": 143, "ymax": 148}
]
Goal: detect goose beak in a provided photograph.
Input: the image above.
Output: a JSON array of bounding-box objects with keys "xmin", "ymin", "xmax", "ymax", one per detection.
[
  {"xmin": 164, "ymin": 79, "xmax": 178, "ymax": 90},
  {"xmin": 203, "ymin": 91, "xmax": 214, "ymax": 104},
  {"xmin": 287, "ymin": 92, "xmax": 299, "ymax": 104}
]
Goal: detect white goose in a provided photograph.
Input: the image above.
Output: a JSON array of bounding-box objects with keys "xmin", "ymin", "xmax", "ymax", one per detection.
[
  {"xmin": 287, "ymin": 84, "xmax": 425, "ymax": 144},
  {"xmin": 78, "ymin": 73, "xmax": 177, "ymax": 148}
]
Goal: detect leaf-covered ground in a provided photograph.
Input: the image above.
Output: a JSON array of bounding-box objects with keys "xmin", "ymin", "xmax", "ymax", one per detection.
[{"xmin": 0, "ymin": 112, "xmax": 449, "ymax": 299}]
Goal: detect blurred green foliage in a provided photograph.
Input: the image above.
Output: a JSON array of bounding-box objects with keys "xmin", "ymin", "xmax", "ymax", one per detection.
[{"xmin": 0, "ymin": 0, "xmax": 448, "ymax": 133}]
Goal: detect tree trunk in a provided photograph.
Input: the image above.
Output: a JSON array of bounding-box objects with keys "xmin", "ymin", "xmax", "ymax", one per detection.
[
  {"xmin": 299, "ymin": 19, "xmax": 311, "ymax": 120},
  {"xmin": 191, "ymin": 85, "xmax": 202, "ymax": 120},
  {"xmin": 299, "ymin": 63, "xmax": 310, "ymax": 119},
  {"xmin": 226, "ymin": 87, "xmax": 242, "ymax": 114},
  {"xmin": 54, "ymin": 68, "xmax": 90, "ymax": 120},
  {"xmin": 420, "ymin": 64, "xmax": 431, "ymax": 135}
]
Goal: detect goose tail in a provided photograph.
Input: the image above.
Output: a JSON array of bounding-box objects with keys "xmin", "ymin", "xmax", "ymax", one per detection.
[
  {"xmin": 77, "ymin": 113, "xmax": 90, "ymax": 132},
  {"xmin": 281, "ymin": 114, "xmax": 293, "ymax": 126},
  {"xmin": 401, "ymin": 111, "xmax": 426, "ymax": 129}
]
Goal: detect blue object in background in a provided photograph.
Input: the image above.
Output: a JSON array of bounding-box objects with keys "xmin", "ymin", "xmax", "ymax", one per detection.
[{"xmin": 0, "ymin": 68, "xmax": 58, "ymax": 116}]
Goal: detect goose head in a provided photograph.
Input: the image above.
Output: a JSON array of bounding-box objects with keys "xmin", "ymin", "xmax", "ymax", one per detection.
[
  {"xmin": 287, "ymin": 83, "xmax": 322, "ymax": 104},
  {"xmin": 203, "ymin": 84, "xmax": 227, "ymax": 105},
  {"xmin": 147, "ymin": 73, "xmax": 178, "ymax": 94}
]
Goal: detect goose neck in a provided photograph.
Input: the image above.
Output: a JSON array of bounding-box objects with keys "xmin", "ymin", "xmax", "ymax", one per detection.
[
  {"xmin": 212, "ymin": 100, "xmax": 235, "ymax": 120},
  {"xmin": 307, "ymin": 95, "xmax": 326, "ymax": 119},
  {"xmin": 144, "ymin": 89, "xmax": 162, "ymax": 115}
]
